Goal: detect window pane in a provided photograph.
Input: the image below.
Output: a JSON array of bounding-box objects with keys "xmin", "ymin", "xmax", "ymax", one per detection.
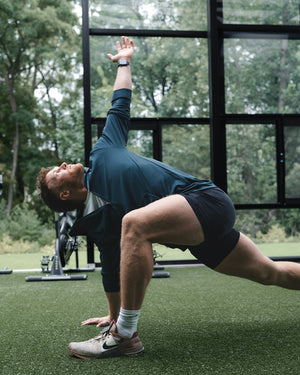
[
  {"xmin": 227, "ymin": 124, "xmax": 277, "ymax": 204},
  {"xmin": 285, "ymin": 126, "xmax": 300, "ymax": 199},
  {"xmin": 225, "ymin": 39, "xmax": 300, "ymax": 114},
  {"xmin": 127, "ymin": 130, "xmax": 153, "ymax": 158},
  {"xmin": 162, "ymin": 124, "xmax": 210, "ymax": 179},
  {"xmin": 89, "ymin": 0, "xmax": 207, "ymax": 30},
  {"xmin": 92, "ymin": 129, "xmax": 154, "ymax": 158},
  {"xmin": 90, "ymin": 36, "xmax": 209, "ymax": 118},
  {"xmin": 223, "ymin": 0, "xmax": 300, "ymax": 25}
]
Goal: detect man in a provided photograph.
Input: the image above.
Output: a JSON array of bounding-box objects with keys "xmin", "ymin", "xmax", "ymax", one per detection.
[{"xmin": 38, "ymin": 37, "xmax": 300, "ymax": 360}]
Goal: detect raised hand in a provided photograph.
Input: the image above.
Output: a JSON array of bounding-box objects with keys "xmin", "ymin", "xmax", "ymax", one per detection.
[{"xmin": 107, "ymin": 36, "xmax": 134, "ymax": 63}]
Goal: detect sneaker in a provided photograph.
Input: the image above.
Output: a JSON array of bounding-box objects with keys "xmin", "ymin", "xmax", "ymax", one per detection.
[{"xmin": 68, "ymin": 321, "xmax": 144, "ymax": 359}]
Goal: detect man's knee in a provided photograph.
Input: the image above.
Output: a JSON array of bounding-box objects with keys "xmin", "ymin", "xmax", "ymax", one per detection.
[
  {"xmin": 122, "ymin": 210, "xmax": 147, "ymax": 241},
  {"xmin": 121, "ymin": 211, "xmax": 153, "ymax": 262}
]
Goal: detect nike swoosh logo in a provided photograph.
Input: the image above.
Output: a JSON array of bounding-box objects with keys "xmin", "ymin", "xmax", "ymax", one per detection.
[{"xmin": 102, "ymin": 342, "xmax": 118, "ymax": 351}]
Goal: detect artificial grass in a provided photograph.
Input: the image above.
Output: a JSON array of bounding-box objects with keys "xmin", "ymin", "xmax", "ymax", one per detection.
[{"xmin": 1, "ymin": 267, "xmax": 300, "ymax": 374}]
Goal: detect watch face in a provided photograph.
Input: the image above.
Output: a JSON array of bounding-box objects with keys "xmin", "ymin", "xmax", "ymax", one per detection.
[{"xmin": 118, "ymin": 59, "xmax": 129, "ymax": 66}]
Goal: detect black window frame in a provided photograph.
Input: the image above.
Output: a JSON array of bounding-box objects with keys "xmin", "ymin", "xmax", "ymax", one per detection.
[{"xmin": 81, "ymin": 0, "xmax": 300, "ymax": 264}]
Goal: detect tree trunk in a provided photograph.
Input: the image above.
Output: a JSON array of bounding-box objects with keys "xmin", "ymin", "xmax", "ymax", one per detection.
[
  {"xmin": 6, "ymin": 124, "xmax": 19, "ymax": 218},
  {"xmin": 5, "ymin": 76, "xmax": 19, "ymax": 219},
  {"xmin": 278, "ymin": 39, "xmax": 288, "ymax": 112}
]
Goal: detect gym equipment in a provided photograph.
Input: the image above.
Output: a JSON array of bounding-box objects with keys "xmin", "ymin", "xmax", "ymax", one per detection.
[
  {"xmin": 152, "ymin": 250, "xmax": 170, "ymax": 278},
  {"xmin": 0, "ymin": 266, "xmax": 12, "ymax": 275},
  {"xmin": 26, "ymin": 212, "xmax": 90, "ymax": 282},
  {"xmin": 41, "ymin": 212, "xmax": 94, "ymax": 274}
]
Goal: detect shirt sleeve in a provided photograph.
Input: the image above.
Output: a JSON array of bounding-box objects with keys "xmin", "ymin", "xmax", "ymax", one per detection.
[
  {"xmin": 100, "ymin": 88, "xmax": 132, "ymax": 148},
  {"xmin": 70, "ymin": 205, "xmax": 123, "ymax": 292},
  {"xmin": 99, "ymin": 242, "xmax": 120, "ymax": 293}
]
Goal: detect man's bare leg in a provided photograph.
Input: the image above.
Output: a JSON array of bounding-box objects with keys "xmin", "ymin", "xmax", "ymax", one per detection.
[
  {"xmin": 215, "ymin": 232, "xmax": 300, "ymax": 290},
  {"xmin": 120, "ymin": 194, "xmax": 205, "ymax": 311}
]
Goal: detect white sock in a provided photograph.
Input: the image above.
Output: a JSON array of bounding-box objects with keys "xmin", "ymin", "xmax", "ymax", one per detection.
[{"xmin": 116, "ymin": 308, "xmax": 140, "ymax": 338}]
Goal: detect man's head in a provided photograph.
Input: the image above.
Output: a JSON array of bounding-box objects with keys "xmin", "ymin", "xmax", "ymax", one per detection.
[{"xmin": 37, "ymin": 162, "xmax": 87, "ymax": 212}]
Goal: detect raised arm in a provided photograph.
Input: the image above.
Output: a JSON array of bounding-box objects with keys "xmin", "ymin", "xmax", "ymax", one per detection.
[{"xmin": 107, "ymin": 36, "xmax": 134, "ymax": 91}]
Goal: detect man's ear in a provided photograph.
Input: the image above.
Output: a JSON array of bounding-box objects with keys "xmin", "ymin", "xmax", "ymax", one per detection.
[{"xmin": 59, "ymin": 190, "xmax": 70, "ymax": 200}]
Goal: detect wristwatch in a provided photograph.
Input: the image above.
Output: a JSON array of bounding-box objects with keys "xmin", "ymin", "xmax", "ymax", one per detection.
[{"xmin": 118, "ymin": 59, "xmax": 130, "ymax": 67}]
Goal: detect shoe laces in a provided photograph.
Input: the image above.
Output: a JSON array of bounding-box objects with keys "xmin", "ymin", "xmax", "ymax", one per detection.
[
  {"xmin": 88, "ymin": 334, "xmax": 104, "ymax": 343},
  {"xmin": 88, "ymin": 321, "xmax": 115, "ymax": 343}
]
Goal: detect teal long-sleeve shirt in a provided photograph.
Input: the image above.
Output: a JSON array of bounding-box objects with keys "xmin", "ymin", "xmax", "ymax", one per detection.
[{"xmin": 70, "ymin": 89, "xmax": 215, "ymax": 292}]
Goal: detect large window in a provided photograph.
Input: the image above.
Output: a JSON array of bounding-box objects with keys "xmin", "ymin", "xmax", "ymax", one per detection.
[{"xmin": 82, "ymin": 0, "xmax": 300, "ymax": 264}]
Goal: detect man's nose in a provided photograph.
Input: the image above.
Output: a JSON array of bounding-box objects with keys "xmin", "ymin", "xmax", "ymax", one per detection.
[{"xmin": 59, "ymin": 162, "xmax": 67, "ymax": 170}]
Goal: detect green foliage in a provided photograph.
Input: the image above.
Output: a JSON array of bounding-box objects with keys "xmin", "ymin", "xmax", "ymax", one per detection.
[
  {"xmin": 0, "ymin": 0, "xmax": 82, "ymax": 215},
  {"xmin": 0, "ymin": 234, "xmax": 55, "ymax": 254},
  {"xmin": 225, "ymin": 38, "xmax": 300, "ymax": 114},
  {"xmin": 256, "ymin": 224, "xmax": 288, "ymax": 243},
  {"xmin": 162, "ymin": 124, "xmax": 211, "ymax": 179},
  {"xmin": 89, "ymin": 0, "xmax": 207, "ymax": 30},
  {"xmin": 227, "ymin": 124, "xmax": 277, "ymax": 204},
  {"xmin": 223, "ymin": 0, "xmax": 300, "ymax": 25},
  {"xmin": 0, "ymin": 201, "xmax": 55, "ymax": 248}
]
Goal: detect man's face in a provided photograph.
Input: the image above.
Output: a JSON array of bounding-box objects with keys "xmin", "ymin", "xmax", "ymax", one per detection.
[{"xmin": 45, "ymin": 162, "xmax": 84, "ymax": 192}]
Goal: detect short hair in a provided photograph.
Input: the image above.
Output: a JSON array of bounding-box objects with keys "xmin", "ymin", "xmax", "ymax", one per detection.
[{"xmin": 37, "ymin": 167, "xmax": 81, "ymax": 213}]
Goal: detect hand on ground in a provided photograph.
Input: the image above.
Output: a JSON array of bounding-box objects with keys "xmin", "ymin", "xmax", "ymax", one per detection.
[{"xmin": 81, "ymin": 315, "xmax": 110, "ymax": 327}]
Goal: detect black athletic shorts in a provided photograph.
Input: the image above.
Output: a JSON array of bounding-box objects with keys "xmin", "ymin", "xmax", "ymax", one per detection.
[{"xmin": 181, "ymin": 187, "xmax": 240, "ymax": 269}]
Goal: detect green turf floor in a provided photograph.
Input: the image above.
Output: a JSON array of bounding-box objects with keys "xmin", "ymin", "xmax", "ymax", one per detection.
[{"xmin": 1, "ymin": 267, "xmax": 300, "ymax": 375}]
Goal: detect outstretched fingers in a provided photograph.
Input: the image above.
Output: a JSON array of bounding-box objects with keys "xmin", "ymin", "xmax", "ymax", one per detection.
[
  {"xmin": 116, "ymin": 40, "xmax": 121, "ymax": 53},
  {"xmin": 122, "ymin": 36, "xmax": 134, "ymax": 49},
  {"xmin": 107, "ymin": 36, "xmax": 134, "ymax": 63},
  {"xmin": 81, "ymin": 316, "xmax": 111, "ymax": 327}
]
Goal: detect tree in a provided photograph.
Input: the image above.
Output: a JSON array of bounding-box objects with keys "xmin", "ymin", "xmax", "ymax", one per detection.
[{"xmin": 0, "ymin": 0, "xmax": 80, "ymax": 217}]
